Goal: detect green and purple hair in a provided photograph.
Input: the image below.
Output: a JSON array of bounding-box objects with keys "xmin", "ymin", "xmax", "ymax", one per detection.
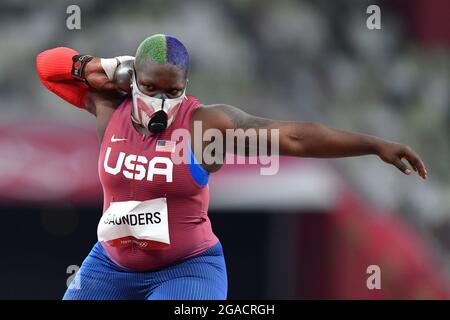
[{"xmin": 135, "ymin": 34, "xmax": 190, "ymax": 75}]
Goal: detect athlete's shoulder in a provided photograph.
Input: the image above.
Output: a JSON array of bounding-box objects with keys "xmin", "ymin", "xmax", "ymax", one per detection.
[{"xmin": 186, "ymin": 95, "xmax": 201, "ymax": 107}]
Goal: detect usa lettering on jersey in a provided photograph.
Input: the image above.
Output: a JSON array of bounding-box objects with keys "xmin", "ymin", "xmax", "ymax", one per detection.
[{"xmin": 103, "ymin": 147, "xmax": 173, "ymax": 182}]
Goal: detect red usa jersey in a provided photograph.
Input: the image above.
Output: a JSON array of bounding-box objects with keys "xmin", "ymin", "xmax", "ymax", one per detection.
[{"xmin": 97, "ymin": 96, "xmax": 218, "ymax": 271}]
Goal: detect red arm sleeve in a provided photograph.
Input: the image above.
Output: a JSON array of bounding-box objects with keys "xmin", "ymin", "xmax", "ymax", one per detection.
[{"xmin": 36, "ymin": 47, "xmax": 89, "ymax": 109}]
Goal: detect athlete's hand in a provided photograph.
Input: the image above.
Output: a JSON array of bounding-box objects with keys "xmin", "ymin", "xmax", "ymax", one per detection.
[
  {"xmin": 84, "ymin": 58, "xmax": 119, "ymax": 91},
  {"xmin": 376, "ymin": 141, "xmax": 427, "ymax": 179}
]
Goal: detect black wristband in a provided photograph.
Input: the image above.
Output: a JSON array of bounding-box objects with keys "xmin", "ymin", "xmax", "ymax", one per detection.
[{"xmin": 71, "ymin": 54, "xmax": 94, "ymax": 82}]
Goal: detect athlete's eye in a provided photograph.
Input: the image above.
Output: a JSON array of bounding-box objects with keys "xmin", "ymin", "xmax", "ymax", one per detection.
[
  {"xmin": 170, "ymin": 89, "xmax": 182, "ymax": 97},
  {"xmin": 143, "ymin": 85, "xmax": 155, "ymax": 91},
  {"xmin": 138, "ymin": 82, "xmax": 154, "ymax": 92}
]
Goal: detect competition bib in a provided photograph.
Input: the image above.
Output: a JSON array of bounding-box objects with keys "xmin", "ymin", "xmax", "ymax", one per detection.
[{"xmin": 97, "ymin": 198, "xmax": 170, "ymax": 250}]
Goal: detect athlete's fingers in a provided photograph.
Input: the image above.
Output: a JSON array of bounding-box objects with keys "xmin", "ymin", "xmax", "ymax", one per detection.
[
  {"xmin": 393, "ymin": 157, "xmax": 412, "ymax": 175},
  {"xmin": 403, "ymin": 148, "xmax": 427, "ymax": 179}
]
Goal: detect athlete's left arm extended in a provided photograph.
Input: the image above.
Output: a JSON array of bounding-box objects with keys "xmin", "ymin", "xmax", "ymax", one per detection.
[{"xmin": 194, "ymin": 104, "xmax": 427, "ymax": 179}]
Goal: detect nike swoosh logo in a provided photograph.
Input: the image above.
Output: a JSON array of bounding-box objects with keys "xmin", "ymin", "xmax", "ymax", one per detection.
[{"xmin": 111, "ymin": 135, "xmax": 127, "ymax": 142}]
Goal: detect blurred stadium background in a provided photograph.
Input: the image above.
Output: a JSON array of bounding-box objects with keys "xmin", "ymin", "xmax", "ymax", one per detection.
[{"xmin": 0, "ymin": 0, "xmax": 449, "ymax": 299}]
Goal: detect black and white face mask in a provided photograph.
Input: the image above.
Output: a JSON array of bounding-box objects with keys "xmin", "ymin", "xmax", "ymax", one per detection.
[{"xmin": 131, "ymin": 73, "xmax": 187, "ymax": 133}]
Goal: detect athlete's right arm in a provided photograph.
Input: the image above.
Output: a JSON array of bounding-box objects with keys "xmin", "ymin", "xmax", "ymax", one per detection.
[
  {"xmin": 36, "ymin": 47, "xmax": 129, "ymax": 143},
  {"xmin": 35, "ymin": 47, "xmax": 123, "ymax": 115}
]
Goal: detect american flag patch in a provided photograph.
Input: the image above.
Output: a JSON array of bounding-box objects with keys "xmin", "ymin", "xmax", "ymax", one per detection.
[{"xmin": 155, "ymin": 140, "xmax": 176, "ymax": 153}]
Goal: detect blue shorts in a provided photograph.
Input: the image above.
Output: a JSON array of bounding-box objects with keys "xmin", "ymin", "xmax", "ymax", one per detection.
[{"xmin": 63, "ymin": 241, "xmax": 228, "ymax": 300}]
